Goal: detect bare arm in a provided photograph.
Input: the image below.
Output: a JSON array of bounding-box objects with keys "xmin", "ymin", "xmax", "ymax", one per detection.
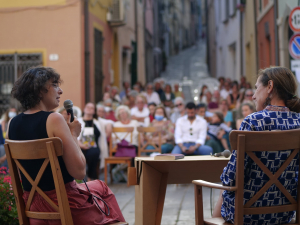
[{"xmin": 47, "ymin": 113, "xmax": 86, "ymax": 180}]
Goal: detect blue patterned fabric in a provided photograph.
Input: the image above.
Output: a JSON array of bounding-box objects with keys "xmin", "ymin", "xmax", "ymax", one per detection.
[{"xmin": 221, "ymin": 105, "xmax": 300, "ymax": 225}]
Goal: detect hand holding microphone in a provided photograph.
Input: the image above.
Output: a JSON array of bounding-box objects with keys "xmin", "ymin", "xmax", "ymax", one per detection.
[
  {"xmin": 211, "ymin": 149, "xmax": 231, "ymax": 158},
  {"xmin": 64, "ymin": 99, "xmax": 81, "ymax": 137}
]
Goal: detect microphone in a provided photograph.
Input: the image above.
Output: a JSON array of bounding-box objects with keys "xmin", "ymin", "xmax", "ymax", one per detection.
[
  {"xmin": 212, "ymin": 149, "xmax": 231, "ymax": 158},
  {"xmin": 64, "ymin": 99, "xmax": 74, "ymax": 122}
]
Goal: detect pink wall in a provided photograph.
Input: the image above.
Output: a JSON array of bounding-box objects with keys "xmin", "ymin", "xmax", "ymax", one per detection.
[{"xmin": 145, "ymin": 0, "xmax": 154, "ymax": 35}]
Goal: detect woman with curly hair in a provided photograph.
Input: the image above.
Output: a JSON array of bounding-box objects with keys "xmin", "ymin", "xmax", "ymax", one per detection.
[{"xmin": 7, "ymin": 67, "xmax": 125, "ymax": 224}]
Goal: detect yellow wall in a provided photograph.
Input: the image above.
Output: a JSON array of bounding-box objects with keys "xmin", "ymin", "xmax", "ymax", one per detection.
[
  {"xmin": 0, "ymin": 0, "xmax": 66, "ymax": 8},
  {"xmin": 89, "ymin": 0, "xmax": 111, "ymax": 21}
]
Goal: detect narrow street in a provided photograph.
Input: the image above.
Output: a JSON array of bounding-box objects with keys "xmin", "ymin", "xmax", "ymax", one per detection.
[{"xmin": 108, "ymin": 41, "xmax": 222, "ymax": 225}]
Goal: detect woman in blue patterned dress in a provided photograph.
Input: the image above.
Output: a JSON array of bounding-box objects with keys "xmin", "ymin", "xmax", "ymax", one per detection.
[{"xmin": 213, "ymin": 66, "xmax": 300, "ymax": 224}]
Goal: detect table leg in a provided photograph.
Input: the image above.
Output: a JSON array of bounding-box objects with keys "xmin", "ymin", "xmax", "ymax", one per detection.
[{"xmin": 135, "ymin": 162, "xmax": 168, "ymax": 225}]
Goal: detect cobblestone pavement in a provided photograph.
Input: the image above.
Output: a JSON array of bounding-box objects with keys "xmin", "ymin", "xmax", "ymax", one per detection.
[{"xmin": 109, "ymin": 183, "xmax": 220, "ymax": 225}]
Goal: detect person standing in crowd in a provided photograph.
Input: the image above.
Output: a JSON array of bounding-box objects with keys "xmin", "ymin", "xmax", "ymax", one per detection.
[
  {"xmin": 154, "ymin": 80, "xmax": 166, "ymax": 103},
  {"xmin": 220, "ymin": 99, "xmax": 233, "ymax": 127},
  {"xmin": 113, "ymin": 105, "xmax": 139, "ymax": 147},
  {"xmin": 227, "ymin": 81, "xmax": 240, "ymax": 110},
  {"xmin": 164, "ymin": 84, "xmax": 175, "ymax": 108},
  {"xmin": 8, "ymin": 67, "xmax": 125, "ymax": 224},
  {"xmin": 119, "ymin": 81, "xmax": 130, "ymax": 100},
  {"xmin": 220, "ymin": 81, "xmax": 231, "ymax": 100},
  {"xmin": 146, "ymin": 106, "xmax": 175, "ymax": 154},
  {"xmin": 77, "ymin": 103, "xmax": 102, "ymax": 181},
  {"xmin": 171, "ymin": 102, "xmax": 213, "ymax": 155},
  {"xmin": 144, "ymin": 83, "xmax": 161, "ymax": 105},
  {"xmin": 235, "ymin": 102, "xmax": 255, "ymax": 129},
  {"xmin": 111, "ymin": 86, "xmax": 121, "ymax": 103},
  {"xmin": 213, "ymin": 66, "xmax": 300, "ymax": 224},
  {"xmin": 1, "ymin": 107, "xmax": 17, "ymax": 136},
  {"xmin": 131, "ymin": 95, "xmax": 150, "ymax": 127},
  {"xmin": 127, "ymin": 90, "xmax": 139, "ymax": 109},
  {"xmin": 170, "ymin": 97, "xmax": 186, "ymax": 124},
  {"xmin": 148, "ymin": 102, "xmax": 157, "ymax": 123}
]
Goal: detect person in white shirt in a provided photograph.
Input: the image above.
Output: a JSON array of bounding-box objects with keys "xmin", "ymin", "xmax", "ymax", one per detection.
[
  {"xmin": 172, "ymin": 102, "xmax": 213, "ymax": 155},
  {"xmin": 220, "ymin": 81, "xmax": 231, "ymax": 100},
  {"xmin": 113, "ymin": 105, "xmax": 139, "ymax": 146},
  {"xmin": 96, "ymin": 104, "xmax": 114, "ymax": 138},
  {"xmin": 130, "ymin": 95, "xmax": 150, "ymax": 127},
  {"xmin": 143, "ymin": 83, "xmax": 161, "ymax": 105},
  {"xmin": 111, "ymin": 86, "xmax": 121, "ymax": 103}
]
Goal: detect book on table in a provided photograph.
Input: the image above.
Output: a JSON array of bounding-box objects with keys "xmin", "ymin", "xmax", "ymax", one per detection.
[{"xmin": 154, "ymin": 154, "xmax": 184, "ymax": 161}]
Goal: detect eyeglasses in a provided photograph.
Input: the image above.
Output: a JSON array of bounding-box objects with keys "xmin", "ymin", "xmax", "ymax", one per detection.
[
  {"xmin": 245, "ymin": 94, "xmax": 253, "ymax": 97},
  {"xmin": 175, "ymin": 103, "xmax": 183, "ymax": 107},
  {"xmin": 189, "ymin": 127, "xmax": 193, "ymax": 136}
]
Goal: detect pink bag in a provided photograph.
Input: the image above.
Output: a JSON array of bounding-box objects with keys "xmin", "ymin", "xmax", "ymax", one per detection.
[{"xmin": 114, "ymin": 139, "xmax": 136, "ymax": 157}]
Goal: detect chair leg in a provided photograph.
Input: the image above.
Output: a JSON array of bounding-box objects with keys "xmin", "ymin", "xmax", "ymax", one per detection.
[
  {"xmin": 194, "ymin": 184, "xmax": 204, "ymax": 225},
  {"xmin": 104, "ymin": 161, "xmax": 108, "ymax": 184},
  {"xmin": 110, "ymin": 164, "xmax": 113, "ymax": 184},
  {"xmin": 127, "ymin": 161, "xmax": 131, "ymax": 187}
]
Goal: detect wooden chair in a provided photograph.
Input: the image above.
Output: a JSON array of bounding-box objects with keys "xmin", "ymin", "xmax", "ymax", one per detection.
[
  {"xmin": 5, "ymin": 137, "xmax": 128, "ymax": 225},
  {"xmin": 104, "ymin": 127, "xmax": 134, "ymax": 185},
  {"xmin": 4, "ymin": 138, "xmax": 73, "ymax": 225},
  {"xmin": 137, "ymin": 126, "xmax": 162, "ymax": 156},
  {"xmin": 193, "ymin": 130, "xmax": 300, "ymax": 225}
]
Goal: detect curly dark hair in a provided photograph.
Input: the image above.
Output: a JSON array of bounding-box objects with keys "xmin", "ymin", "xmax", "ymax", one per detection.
[{"xmin": 11, "ymin": 66, "xmax": 62, "ymax": 111}]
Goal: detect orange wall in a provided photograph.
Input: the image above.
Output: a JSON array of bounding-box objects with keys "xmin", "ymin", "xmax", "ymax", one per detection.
[
  {"xmin": 0, "ymin": 2, "xmax": 84, "ymax": 110},
  {"xmin": 257, "ymin": 7, "xmax": 276, "ymax": 69}
]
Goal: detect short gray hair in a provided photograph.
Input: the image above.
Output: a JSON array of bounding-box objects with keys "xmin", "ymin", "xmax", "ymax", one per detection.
[
  {"xmin": 115, "ymin": 105, "xmax": 131, "ymax": 120},
  {"xmin": 96, "ymin": 104, "xmax": 105, "ymax": 110},
  {"xmin": 128, "ymin": 90, "xmax": 139, "ymax": 97},
  {"xmin": 174, "ymin": 97, "xmax": 184, "ymax": 105}
]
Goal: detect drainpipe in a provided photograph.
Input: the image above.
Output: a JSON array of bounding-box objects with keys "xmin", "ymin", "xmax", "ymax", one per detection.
[
  {"xmin": 240, "ymin": 9, "xmax": 243, "ymax": 77},
  {"xmin": 84, "ymin": 0, "xmax": 90, "ymax": 103},
  {"xmin": 254, "ymin": 0, "xmax": 259, "ymax": 72},
  {"xmin": 274, "ymin": 0, "xmax": 279, "ymax": 65},
  {"xmin": 205, "ymin": 0, "xmax": 210, "ymax": 74}
]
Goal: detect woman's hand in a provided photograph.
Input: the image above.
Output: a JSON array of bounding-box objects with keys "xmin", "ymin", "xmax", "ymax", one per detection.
[
  {"xmin": 67, "ymin": 114, "xmax": 81, "ymax": 137},
  {"xmin": 78, "ymin": 140, "xmax": 90, "ymax": 150}
]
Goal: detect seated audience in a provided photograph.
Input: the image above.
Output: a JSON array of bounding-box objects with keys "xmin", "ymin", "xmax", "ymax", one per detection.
[
  {"xmin": 154, "ymin": 80, "xmax": 166, "ymax": 102},
  {"xmin": 213, "ymin": 66, "xmax": 300, "ymax": 224},
  {"xmin": 208, "ymin": 90, "xmax": 221, "ymax": 110},
  {"xmin": 164, "ymin": 84, "xmax": 175, "ymax": 108},
  {"xmin": 131, "ymin": 95, "xmax": 150, "ymax": 127},
  {"xmin": 104, "ymin": 98, "xmax": 117, "ymax": 122},
  {"xmin": 235, "ymin": 102, "xmax": 255, "ymax": 129},
  {"xmin": 239, "ymin": 76, "xmax": 247, "ymax": 89},
  {"xmin": 77, "ymin": 103, "xmax": 101, "ymax": 181},
  {"xmin": 102, "ymin": 92, "xmax": 111, "ymax": 101},
  {"xmin": 220, "ymin": 81, "xmax": 231, "ymax": 100},
  {"xmin": 113, "ymin": 105, "xmax": 139, "ymax": 147},
  {"xmin": 1, "ymin": 107, "xmax": 17, "ymax": 136},
  {"xmin": 145, "ymin": 106, "xmax": 175, "ymax": 154},
  {"xmin": 111, "ymin": 86, "xmax": 121, "ymax": 103},
  {"xmin": 199, "ymin": 85, "xmax": 208, "ymax": 103},
  {"xmin": 205, "ymin": 90, "xmax": 213, "ymax": 108},
  {"xmin": 206, "ymin": 112, "xmax": 231, "ymax": 153},
  {"xmin": 121, "ymin": 97, "xmax": 130, "ymax": 107},
  {"xmin": 120, "ymin": 81, "xmax": 130, "ymax": 100},
  {"xmin": 170, "ymin": 97, "xmax": 186, "ymax": 124},
  {"xmin": 96, "ymin": 104, "xmax": 114, "ymax": 138},
  {"xmin": 218, "ymin": 77, "xmax": 225, "ymax": 90},
  {"xmin": 196, "ymin": 103, "xmax": 213, "ymax": 122},
  {"xmin": 227, "ymin": 81, "xmax": 240, "ymax": 110},
  {"xmin": 127, "ymin": 90, "xmax": 139, "ymax": 109},
  {"xmin": 171, "ymin": 102, "xmax": 213, "ymax": 155},
  {"xmin": 8, "ymin": 67, "xmax": 124, "ymax": 224},
  {"xmin": 174, "ymin": 83, "xmax": 184, "ymax": 98},
  {"xmin": 144, "ymin": 83, "xmax": 161, "ymax": 105},
  {"xmin": 148, "ymin": 102, "xmax": 157, "ymax": 123},
  {"xmin": 0, "ymin": 124, "xmax": 7, "ymax": 168},
  {"xmin": 220, "ymin": 99, "xmax": 233, "ymax": 127}
]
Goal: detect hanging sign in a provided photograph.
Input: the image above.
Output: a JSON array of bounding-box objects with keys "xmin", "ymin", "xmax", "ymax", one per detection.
[
  {"xmin": 289, "ymin": 33, "xmax": 300, "ymax": 59},
  {"xmin": 289, "ymin": 6, "xmax": 300, "ymax": 32}
]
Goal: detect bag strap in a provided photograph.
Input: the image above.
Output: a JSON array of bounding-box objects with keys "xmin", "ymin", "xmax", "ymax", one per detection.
[{"xmin": 83, "ymin": 179, "xmax": 110, "ymax": 216}]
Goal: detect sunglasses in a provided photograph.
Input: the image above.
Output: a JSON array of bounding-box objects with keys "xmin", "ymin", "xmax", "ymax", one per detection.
[
  {"xmin": 175, "ymin": 103, "xmax": 183, "ymax": 107},
  {"xmin": 245, "ymin": 94, "xmax": 253, "ymax": 97}
]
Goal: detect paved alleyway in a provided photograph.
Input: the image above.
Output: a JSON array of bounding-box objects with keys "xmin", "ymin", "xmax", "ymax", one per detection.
[
  {"xmin": 160, "ymin": 40, "xmax": 219, "ymax": 102},
  {"xmin": 107, "ymin": 40, "xmax": 223, "ymax": 225}
]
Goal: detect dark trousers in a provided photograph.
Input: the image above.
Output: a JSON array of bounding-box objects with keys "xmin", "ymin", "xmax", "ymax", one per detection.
[{"xmin": 82, "ymin": 147, "xmax": 100, "ymax": 179}]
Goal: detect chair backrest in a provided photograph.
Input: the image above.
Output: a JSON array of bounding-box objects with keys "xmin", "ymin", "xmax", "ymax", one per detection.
[
  {"xmin": 109, "ymin": 127, "xmax": 134, "ymax": 157},
  {"xmin": 4, "ymin": 138, "xmax": 73, "ymax": 225},
  {"xmin": 229, "ymin": 130, "xmax": 300, "ymax": 225},
  {"xmin": 137, "ymin": 126, "xmax": 162, "ymax": 156}
]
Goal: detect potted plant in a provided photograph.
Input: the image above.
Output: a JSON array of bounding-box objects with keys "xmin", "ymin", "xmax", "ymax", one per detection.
[{"xmin": 0, "ymin": 167, "xmax": 18, "ymax": 225}]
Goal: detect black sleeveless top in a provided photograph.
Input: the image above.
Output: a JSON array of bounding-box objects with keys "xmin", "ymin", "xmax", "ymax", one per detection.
[{"xmin": 8, "ymin": 111, "xmax": 74, "ymax": 191}]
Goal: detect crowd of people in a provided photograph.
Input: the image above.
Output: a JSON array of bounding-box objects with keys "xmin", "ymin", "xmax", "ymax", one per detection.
[{"xmin": 0, "ymin": 76, "xmax": 256, "ymax": 181}]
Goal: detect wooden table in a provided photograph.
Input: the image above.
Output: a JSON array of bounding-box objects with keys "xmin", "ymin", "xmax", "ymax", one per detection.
[{"xmin": 133, "ymin": 156, "xmax": 230, "ymax": 225}]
